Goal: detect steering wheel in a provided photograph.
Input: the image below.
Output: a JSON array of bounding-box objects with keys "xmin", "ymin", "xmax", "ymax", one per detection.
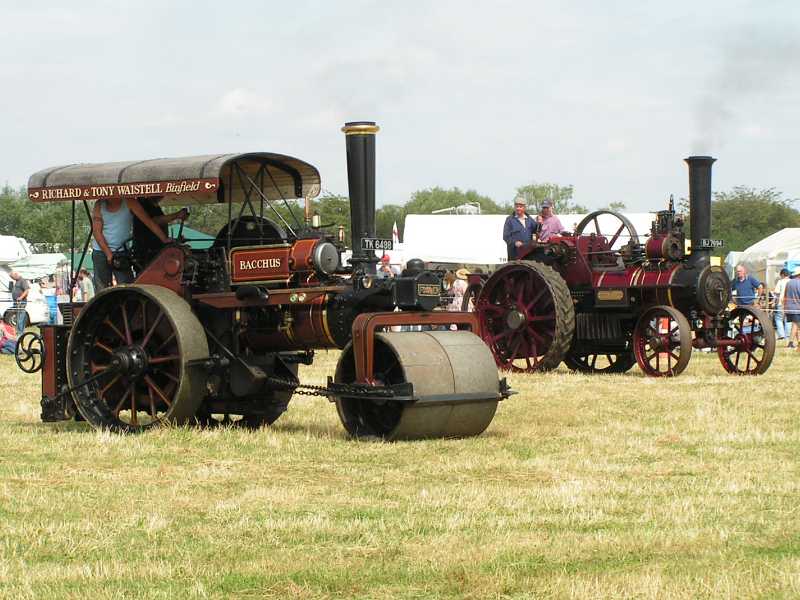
[{"xmin": 15, "ymin": 331, "xmax": 44, "ymax": 373}]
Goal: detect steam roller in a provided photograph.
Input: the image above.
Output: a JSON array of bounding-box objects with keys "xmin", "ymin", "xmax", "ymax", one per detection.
[{"xmin": 21, "ymin": 118, "xmax": 510, "ymax": 439}]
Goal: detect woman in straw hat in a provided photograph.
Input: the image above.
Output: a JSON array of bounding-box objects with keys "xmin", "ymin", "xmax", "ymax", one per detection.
[{"xmin": 448, "ymin": 268, "xmax": 471, "ymax": 311}]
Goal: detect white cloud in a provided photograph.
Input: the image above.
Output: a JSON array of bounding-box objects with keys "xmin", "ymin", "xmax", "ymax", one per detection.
[{"xmin": 216, "ymin": 89, "xmax": 275, "ymax": 117}]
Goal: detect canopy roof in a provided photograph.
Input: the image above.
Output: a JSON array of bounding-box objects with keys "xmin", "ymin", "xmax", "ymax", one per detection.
[{"xmin": 28, "ymin": 153, "xmax": 321, "ymax": 206}]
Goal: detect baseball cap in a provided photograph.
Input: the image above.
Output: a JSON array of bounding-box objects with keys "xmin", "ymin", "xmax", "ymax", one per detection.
[
  {"xmin": 381, "ymin": 255, "xmax": 391, "ymax": 263},
  {"xmin": 541, "ymin": 200, "xmax": 553, "ymax": 208}
]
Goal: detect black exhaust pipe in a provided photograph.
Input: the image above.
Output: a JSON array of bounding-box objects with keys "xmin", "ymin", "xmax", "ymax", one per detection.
[
  {"xmin": 685, "ymin": 155, "xmax": 716, "ymax": 268},
  {"xmin": 342, "ymin": 121, "xmax": 379, "ymax": 274}
]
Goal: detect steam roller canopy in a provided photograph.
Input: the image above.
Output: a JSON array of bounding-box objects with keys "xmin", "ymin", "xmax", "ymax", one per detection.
[{"xmin": 334, "ymin": 331, "xmax": 500, "ymax": 441}]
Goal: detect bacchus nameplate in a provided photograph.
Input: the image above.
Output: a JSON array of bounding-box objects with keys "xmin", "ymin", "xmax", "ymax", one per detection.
[{"xmin": 230, "ymin": 247, "xmax": 292, "ymax": 283}]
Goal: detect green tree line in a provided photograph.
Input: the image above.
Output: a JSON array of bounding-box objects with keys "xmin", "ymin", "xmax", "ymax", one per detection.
[{"xmin": 1, "ymin": 182, "xmax": 798, "ymax": 254}]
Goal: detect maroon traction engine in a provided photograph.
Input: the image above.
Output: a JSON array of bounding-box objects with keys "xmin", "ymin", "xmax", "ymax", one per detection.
[
  {"xmin": 469, "ymin": 156, "xmax": 775, "ymax": 376},
  {"xmin": 14, "ymin": 122, "xmax": 508, "ymax": 440}
]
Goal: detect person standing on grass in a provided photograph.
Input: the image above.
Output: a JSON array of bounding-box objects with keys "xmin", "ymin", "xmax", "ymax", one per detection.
[
  {"xmin": 731, "ymin": 264, "xmax": 763, "ymax": 306},
  {"xmin": 9, "ymin": 271, "xmax": 30, "ymax": 332},
  {"xmin": 773, "ymin": 268, "xmax": 790, "ymax": 341},
  {"xmin": 782, "ymin": 267, "xmax": 800, "ymax": 349},
  {"xmin": 77, "ymin": 269, "xmax": 95, "ymax": 302}
]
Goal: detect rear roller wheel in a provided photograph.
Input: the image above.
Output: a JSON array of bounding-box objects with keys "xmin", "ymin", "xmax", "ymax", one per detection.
[
  {"xmin": 475, "ymin": 261, "xmax": 574, "ymax": 372},
  {"xmin": 563, "ymin": 350, "xmax": 636, "ymax": 374},
  {"xmin": 633, "ymin": 305, "xmax": 691, "ymax": 377},
  {"xmin": 718, "ymin": 306, "xmax": 775, "ymax": 375},
  {"xmin": 67, "ymin": 285, "xmax": 209, "ymax": 432},
  {"xmin": 333, "ymin": 331, "xmax": 500, "ymax": 441}
]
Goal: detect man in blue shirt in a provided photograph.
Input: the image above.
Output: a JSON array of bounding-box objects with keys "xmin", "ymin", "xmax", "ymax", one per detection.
[
  {"xmin": 503, "ymin": 198, "xmax": 538, "ymax": 260},
  {"xmin": 783, "ymin": 267, "xmax": 800, "ymax": 349},
  {"xmin": 730, "ymin": 264, "xmax": 763, "ymax": 306}
]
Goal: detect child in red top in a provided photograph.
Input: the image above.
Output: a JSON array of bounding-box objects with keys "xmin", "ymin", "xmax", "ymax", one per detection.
[{"xmin": 0, "ymin": 317, "xmax": 17, "ymax": 354}]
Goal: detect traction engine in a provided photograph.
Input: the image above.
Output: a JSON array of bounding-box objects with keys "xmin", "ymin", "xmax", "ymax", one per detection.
[
  {"xmin": 470, "ymin": 156, "xmax": 775, "ymax": 376},
  {"xmin": 15, "ymin": 122, "xmax": 508, "ymax": 439}
]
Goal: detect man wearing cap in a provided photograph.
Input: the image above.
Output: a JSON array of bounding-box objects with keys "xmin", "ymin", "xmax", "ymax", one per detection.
[
  {"xmin": 503, "ymin": 198, "xmax": 538, "ymax": 260},
  {"xmin": 783, "ymin": 266, "xmax": 800, "ymax": 349},
  {"xmin": 731, "ymin": 264, "xmax": 763, "ymax": 307},
  {"xmin": 377, "ymin": 254, "xmax": 400, "ymax": 278},
  {"xmin": 536, "ymin": 200, "xmax": 564, "ymax": 243}
]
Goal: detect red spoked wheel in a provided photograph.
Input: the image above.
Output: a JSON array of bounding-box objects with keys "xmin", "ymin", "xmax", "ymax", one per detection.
[
  {"xmin": 67, "ymin": 285, "xmax": 209, "ymax": 432},
  {"xmin": 717, "ymin": 306, "xmax": 775, "ymax": 375},
  {"xmin": 633, "ymin": 305, "xmax": 692, "ymax": 377},
  {"xmin": 475, "ymin": 261, "xmax": 574, "ymax": 372}
]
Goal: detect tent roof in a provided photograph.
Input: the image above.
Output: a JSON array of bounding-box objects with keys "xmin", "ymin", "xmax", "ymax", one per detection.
[
  {"xmin": 742, "ymin": 228, "xmax": 800, "ymax": 256},
  {"xmin": 27, "ymin": 152, "xmax": 321, "ymax": 206},
  {"xmin": 10, "ymin": 253, "xmax": 68, "ymax": 280}
]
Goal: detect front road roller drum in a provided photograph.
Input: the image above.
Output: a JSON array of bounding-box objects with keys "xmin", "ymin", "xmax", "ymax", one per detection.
[
  {"xmin": 333, "ymin": 330, "xmax": 501, "ymax": 441},
  {"xmin": 67, "ymin": 284, "xmax": 209, "ymax": 433}
]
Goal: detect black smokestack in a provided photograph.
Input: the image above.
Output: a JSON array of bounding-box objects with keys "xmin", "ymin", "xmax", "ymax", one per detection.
[
  {"xmin": 342, "ymin": 121, "xmax": 379, "ymax": 273},
  {"xmin": 685, "ymin": 155, "xmax": 716, "ymax": 268}
]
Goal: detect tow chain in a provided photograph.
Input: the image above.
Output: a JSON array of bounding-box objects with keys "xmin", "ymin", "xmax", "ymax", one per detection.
[{"xmin": 265, "ymin": 375, "xmax": 403, "ymax": 400}]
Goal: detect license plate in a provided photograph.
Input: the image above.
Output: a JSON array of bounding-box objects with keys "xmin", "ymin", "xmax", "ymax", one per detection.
[
  {"xmin": 361, "ymin": 238, "xmax": 393, "ymax": 251},
  {"xmin": 698, "ymin": 239, "xmax": 724, "ymax": 248}
]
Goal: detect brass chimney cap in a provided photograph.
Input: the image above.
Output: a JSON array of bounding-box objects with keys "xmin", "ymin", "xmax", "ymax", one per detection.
[{"xmin": 342, "ymin": 121, "xmax": 380, "ymax": 135}]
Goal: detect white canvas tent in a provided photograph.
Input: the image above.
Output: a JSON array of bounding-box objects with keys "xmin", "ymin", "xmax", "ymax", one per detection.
[
  {"xmin": 402, "ymin": 212, "xmax": 656, "ymax": 267},
  {"xmin": 10, "ymin": 253, "xmax": 69, "ymax": 281},
  {"xmin": 728, "ymin": 228, "xmax": 800, "ymax": 286}
]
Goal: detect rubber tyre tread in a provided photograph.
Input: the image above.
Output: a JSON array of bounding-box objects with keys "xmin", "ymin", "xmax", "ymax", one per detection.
[{"xmin": 479, "ymin": 260, "xmax": 574, "ymax": 372}]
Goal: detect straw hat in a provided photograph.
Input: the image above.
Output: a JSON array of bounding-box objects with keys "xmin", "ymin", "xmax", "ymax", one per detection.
[{"xmin": 455, "ymin": 268, "xmax": 470, "ymax": 280}]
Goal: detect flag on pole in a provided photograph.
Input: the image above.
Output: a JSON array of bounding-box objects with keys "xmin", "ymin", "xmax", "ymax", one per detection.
[{"xmin": 392, "ymin": 221, "xmax": 399, "ymax": 245}]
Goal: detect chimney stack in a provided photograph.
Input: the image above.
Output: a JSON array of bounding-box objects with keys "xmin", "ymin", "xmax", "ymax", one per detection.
[
  {"xmin": 685, "ymin": 155, "xmax": 716, "ymax": 268},
  {"xmin": 342, "ymin": 121, "xmax": 379, "ymax": 273}
]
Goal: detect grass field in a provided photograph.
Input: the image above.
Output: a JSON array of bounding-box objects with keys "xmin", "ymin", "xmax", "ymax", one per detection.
[{"xmin": 1, "ymin": 347, "xmax": 799, "ymax": 599}]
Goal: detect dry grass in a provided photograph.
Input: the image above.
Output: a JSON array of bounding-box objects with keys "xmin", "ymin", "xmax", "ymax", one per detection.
[{"xmin": 1, "ymin": 347, "xmax": 799, "ymax": 599}]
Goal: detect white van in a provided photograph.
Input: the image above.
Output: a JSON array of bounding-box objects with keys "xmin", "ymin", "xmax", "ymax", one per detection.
[{"xmin": 0, "ymin": 268, "xmax": 50, "ymax": 329}]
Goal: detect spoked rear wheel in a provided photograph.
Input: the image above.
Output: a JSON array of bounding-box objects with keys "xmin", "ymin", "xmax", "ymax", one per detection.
[
  {"xmin": 633, "ymin": 305, "xmax": 691, "ymax": 377},
  {"xmin": 475, "ymin": 261, "xmax": 574, "ymax": 372},
  {"xmin": 718, "ymin": 306, "xmax": 775, "ymax": 375},
  {"xmin": 67, "ymin": 285, "xmax": 209, "ymax": 432}
]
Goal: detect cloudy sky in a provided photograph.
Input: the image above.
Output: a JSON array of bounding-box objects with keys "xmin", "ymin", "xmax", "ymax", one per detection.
[{"xmin": 2, "ymin": 0, "xmax": 799, "ymax": 211}]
